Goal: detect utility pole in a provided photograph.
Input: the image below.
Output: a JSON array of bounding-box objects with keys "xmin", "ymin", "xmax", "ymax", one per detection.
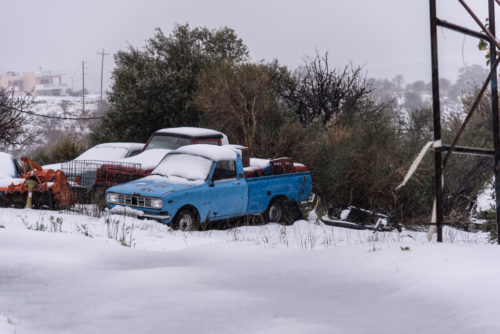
[
  {"xmin": 82, "ymin": 61, "xmax": 87, "ymax": 113},
  {"xmin": 97, "ymin": 49, "xmax": 109, "ymax": 102}
]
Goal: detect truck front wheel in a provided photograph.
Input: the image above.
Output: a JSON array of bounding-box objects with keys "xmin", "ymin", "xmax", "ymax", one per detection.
[{"xmin": 172, "ymin": 209, "xmax": 199, "ymax": 232}]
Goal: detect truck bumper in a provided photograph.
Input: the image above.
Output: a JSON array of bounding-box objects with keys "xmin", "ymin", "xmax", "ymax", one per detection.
[{"xmin": 142, "ymin": 212, "xmax": 171, "ymax": 220}]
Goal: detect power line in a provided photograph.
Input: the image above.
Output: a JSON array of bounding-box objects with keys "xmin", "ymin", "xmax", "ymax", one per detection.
[{"xmin": 20, "ymin": 110, "xmax": 103, "ymax": 120}]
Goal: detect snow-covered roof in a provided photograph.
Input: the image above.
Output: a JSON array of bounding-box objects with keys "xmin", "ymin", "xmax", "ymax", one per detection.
[
  {"xmin": 75, "ymin": 143, "xmax": 144, "ymax": 161},
  {"xmin": 175, "ymin": 144, "xmax": 237, "ymax": 161},
  {"xmin": 93, "ymin": 142, "xmax": 144, "ymax": 149},
  {"xmin": 155, "ymin": 127, "xmax": 224, "ymax": 138}
]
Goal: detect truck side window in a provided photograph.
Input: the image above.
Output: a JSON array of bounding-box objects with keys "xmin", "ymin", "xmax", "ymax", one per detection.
[{"xmin": 212, "ymin": 160, "xmax": 236, "ymax": 181}]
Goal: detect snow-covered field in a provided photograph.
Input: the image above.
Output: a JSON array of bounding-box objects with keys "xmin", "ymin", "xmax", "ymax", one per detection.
[{"xmin": 0, "ymin": 207, "xmax": 499, "ymax": 334}]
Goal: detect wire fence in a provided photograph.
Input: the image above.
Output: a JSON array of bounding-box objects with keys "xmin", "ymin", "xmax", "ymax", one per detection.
[{"xmin": 60, "ymin": 160, "xmax": 143, "ymax": 216}]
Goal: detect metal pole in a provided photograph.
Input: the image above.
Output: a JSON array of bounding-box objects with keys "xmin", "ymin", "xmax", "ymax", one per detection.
[
  {"xmin": 489, "ymin": 0, "xmax": 500, "ymax": 244},
  {"xmin": 430, "ymin": 0, "xmax": 443, "ymax": 242},
  {"xmin": 82, "ymin": 61, "xmax": 85, "ymax": 114},
  {"xmin": 97, "ymin": 49, "xmax": 109, "ymax": 102}
]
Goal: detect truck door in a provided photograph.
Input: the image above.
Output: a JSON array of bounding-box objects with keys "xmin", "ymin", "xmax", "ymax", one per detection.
[{"xmin": 208, "ymin": 160, "xmax": 245, "ymax": 219}]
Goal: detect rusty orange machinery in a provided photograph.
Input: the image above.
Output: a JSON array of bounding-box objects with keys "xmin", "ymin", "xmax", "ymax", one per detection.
[{"xmin": 0, "ymin": 157, "xmax": 73, "ymax": 209}]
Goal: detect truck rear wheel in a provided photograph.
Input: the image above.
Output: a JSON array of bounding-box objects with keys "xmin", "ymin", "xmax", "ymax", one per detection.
[
  {"xmin": 265, "ymin": 199, "xmax": 302, "ymax": 225},
  {"xmin": 283, "ymin": 200, "xmax": 303, "ymax": 224},
  {"xmin": 265, "ymin": 199, "xmax": 284, "ymax": 223},
  {"xmin": 172, "ymin": 209, "xmax": 199, "ymax": 232}
]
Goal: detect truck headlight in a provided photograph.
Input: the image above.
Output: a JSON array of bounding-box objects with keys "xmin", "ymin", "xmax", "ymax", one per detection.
[
  {"xmin": 151, "ymin": 198, "xmax": 162, "ymax": 209},
  {"xmin": 107, "ymin": 192, "xmax": 119, "ymax": 204}
]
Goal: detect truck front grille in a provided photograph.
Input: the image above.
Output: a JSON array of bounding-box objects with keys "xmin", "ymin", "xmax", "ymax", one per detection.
[{"xmin": 117, "ymin": 194, "xmax": 154, "ymax": 208}]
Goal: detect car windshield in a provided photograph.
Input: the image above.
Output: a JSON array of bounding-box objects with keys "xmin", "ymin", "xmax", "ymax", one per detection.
[
  {"xmin": 144, "ymin": 135, "xmax": 192, "ymax": 151},
  {"xmin": 76, "ymin": 147, "xmax": 129, "ymax": 161},
  {"xmin": 152, "ymin": 153, "xmax": 213, "ymax": 182}
]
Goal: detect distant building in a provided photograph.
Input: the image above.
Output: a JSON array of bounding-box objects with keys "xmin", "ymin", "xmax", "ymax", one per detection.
[{"xmin": 0, "ymin": 71, "xmax": 67, "ymax": 96}]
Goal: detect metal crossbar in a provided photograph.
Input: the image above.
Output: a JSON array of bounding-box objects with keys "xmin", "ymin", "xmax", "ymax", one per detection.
[{"xmin": 429, "ymin": 0, "xmax": 500, "ymax": 243}]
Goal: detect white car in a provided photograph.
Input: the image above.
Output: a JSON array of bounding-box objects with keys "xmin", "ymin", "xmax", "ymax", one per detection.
[
  {"xmin": 0, "ymin": 152, "xmax": 23, "ymax": 188},
  {"xmin": 43, "ymin": 142, "xmax": 144, "ymax": 171}
]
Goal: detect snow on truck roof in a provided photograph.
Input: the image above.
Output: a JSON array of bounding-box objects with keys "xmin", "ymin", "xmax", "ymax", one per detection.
[
  {"xmin": 155, "ymin": 127, "xmax": 224, "ymax": 138},
  {"xmin": 175, "ymin": 144, "xmax": 237, "ymax": 161}
]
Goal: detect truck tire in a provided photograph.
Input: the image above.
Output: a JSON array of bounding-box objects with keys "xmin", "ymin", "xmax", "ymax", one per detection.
[
  {"xmin": 264, "ymin": 199, "xmax": 284, "ymax": 224},
  {"xmin": 283, "ymin": 200, "xmax": 303, "ymax": 225},
  {"xmin": 172, "ymin": 209, "xmax": 199, "ymax": 232}
]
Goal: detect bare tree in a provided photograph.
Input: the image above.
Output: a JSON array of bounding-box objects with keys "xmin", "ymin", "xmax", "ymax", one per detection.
[
  {"xmin": 283, "ymin": 52, "xmax": 376, "ymax": 125},
  {"xmin": 0, "ymin": 88, "xmax": 33, "ymax": 149}
]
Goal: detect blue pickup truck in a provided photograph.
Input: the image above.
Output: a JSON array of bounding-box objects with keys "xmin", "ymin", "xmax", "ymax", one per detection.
[{"xmin": 105, "ymin": 145, "xmax": 312, "ymax": 230}]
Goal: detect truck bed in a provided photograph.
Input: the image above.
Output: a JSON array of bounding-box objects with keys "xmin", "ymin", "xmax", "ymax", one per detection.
[{"xmin": 245, "ymin": 172, "xmax": 311, "ymax": 215}]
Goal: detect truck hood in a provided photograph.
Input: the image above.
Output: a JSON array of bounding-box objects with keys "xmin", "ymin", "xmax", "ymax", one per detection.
[{"xmin": 107, "ymin": 174, "xmax": 202, "ymax": 197}]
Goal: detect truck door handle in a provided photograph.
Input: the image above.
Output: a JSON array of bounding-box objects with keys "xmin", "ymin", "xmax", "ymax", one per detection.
[{"xmin": 233, "ymin": 181, "xmax": 241, "ymax": 185}]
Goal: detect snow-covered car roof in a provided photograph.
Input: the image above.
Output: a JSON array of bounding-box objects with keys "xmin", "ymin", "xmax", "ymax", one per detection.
[
  {"xmin": 174, "ymin": 144, "xmax": 237, "ymax": 161},
  {"xmin": 42, "ymin": 142, "xmax": 145, "ymax": 170},
  {"xmin": 91, "ymin": 142, "xmax": 144, "ymax": 150},
  {"xmin": 75, "ymin": 142, "xmax": 144, "ymax": 160},
  {"xmin": 155, "ymin": 127, "xmax": 225, "ymax": 139}
]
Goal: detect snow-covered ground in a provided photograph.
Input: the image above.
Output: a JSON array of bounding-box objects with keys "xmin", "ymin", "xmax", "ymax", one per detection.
[{"xmin": 0, "ymin": 207, "xmax": 499, "ymax": 334}]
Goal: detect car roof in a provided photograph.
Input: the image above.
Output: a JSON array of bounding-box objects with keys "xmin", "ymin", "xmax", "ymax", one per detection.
[{"xmin": 154, "ymin": 127, "xmax": 224, "ymax": 139}]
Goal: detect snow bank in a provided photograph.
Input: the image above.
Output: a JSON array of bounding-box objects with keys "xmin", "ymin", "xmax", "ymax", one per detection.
[
  {"xmin": 0, "ymin": 207, "xmax": 498, "ymax": 334},
  {"xmin": 107, "ymin": 205, "xmax": 144, "ymax": 217}
]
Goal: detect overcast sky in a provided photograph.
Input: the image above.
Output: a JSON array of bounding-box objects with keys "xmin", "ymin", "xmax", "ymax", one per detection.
[{"xmin": 0, "ymin": 0, "xmax": 493, "ymax": 93}]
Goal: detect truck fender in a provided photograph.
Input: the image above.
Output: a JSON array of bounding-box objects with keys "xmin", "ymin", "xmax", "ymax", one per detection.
[{"xmin": 172, "ymin": 204, "xmax": 201, "ymax": 226}]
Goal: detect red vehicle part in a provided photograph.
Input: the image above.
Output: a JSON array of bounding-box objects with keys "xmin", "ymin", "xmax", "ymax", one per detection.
[
  {"xmin": 294, "ymin": 163, "xmax": 308, "ymax": 173},
  {"xmin": 270, "ymin": 158, "xmax": 295, "ymax": 175},
  {"xmin": 95, "ymin": 164, "xmax": 152, "ymax": 187},
  {"xmin": 0, "ymin": 157, "xmax": 73, "ymax": 209}
]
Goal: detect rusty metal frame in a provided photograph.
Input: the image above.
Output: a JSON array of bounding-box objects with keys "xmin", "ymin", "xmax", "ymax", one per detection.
[{"xmin": 429, "ymin": 0, "xmax": 500, "ymax": 243}]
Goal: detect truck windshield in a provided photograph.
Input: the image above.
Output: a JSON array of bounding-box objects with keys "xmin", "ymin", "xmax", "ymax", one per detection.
[
  {"xmin": 145, "ymin": 135, "xmax": 192, "ymax": 151},
  {"xmin": 152, "ymin": 153, "xmax": 213, "ymax": 182}
]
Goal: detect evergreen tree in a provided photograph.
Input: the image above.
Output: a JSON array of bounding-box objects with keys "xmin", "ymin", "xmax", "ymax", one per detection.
[{"xmin": 92, "ymin": 24, "xmax": 248, "ymax": 143}]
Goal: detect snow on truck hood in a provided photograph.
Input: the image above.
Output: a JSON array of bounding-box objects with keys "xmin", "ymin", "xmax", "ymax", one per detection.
[{"xmin": 108, "ymin": 175, "xmax": 200, "ymax": 198}]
